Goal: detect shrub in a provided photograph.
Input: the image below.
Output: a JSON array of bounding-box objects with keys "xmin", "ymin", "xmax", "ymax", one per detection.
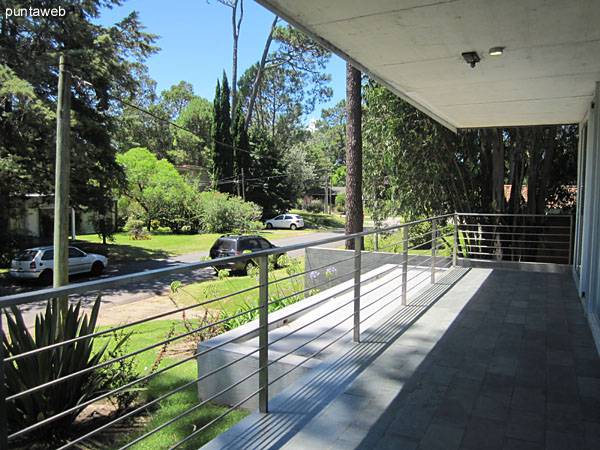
[
  {"xmin": 198, "ymin": 191, "xmax": 262, "ymax": 234},
  {"xmin": 123, "ymin": 218, "xmax": 145, "ymax": 233},
  {"xmin": 305, "ymin": 199, "xmax": 324, "ymax": 213},
  {"xmin": 2, "ymin": 296, "xmax": 118, "ymax": 440},
  {"xmin": 335, "ymin": 193, "xmax": 346, "ymax": 213}
]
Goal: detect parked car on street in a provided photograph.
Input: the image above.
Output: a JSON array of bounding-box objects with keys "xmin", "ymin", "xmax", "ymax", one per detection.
[
  {"xmin": 10, "ymin": 246, "xmax": 108, "ymax": 285},
  {"xmin": 209, "ymin": 235, "xmax": 284, "ymax": 274},
  {"xmin": 264, "ymin": 213, "xmax": 305, "ymax": 230}
]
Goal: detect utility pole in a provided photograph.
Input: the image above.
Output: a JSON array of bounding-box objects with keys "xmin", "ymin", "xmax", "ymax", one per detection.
[
  {"xmin": 241, "ymin": 167, "xmax": 246, "ymax": 201},
  {"xmin": 54, "ymin": 55, "xmax": 71, "ymax": 316}
]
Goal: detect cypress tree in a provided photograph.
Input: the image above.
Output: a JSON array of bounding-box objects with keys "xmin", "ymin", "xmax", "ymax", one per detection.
[{"xmin": 211, "ymin": 72, "xmax": 235, "ymax": 193}]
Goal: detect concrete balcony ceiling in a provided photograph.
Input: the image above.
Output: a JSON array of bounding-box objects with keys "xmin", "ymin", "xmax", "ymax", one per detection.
[{"xmin": 255, "ymin": 0, "xmax": 600, "ymax": 130}]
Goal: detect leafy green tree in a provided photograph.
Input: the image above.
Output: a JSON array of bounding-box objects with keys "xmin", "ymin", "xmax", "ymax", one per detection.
[
  {"xmin": 0, "ymin": 0, "xmax": 157, "ymax": 259},
  {"xmin": 331, "ymin": 166, "xmax": 346, "ymax": 186},
  {"xmin": 117, "ymin": 148, "xmax": 190, "ymax": 230},
  {"xmin": 170, "ymin": 97, "xmax": 214, "ymax": 167}
]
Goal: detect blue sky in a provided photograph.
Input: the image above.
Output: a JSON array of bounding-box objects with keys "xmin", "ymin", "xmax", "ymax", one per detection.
[{"xmin": 96, "ymin": 0, "xmax": 347, "ymax": 122}]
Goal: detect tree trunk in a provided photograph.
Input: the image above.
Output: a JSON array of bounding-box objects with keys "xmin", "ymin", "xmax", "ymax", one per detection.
[
  {"xmin": 345, "ymin": 63, "xmax": 363, "ymax": 250},
  {"xmin": 491, "ymin": 128, "xmax": 505, "ymax": 213},
  {"xmin": 244, "ymin": 16, "xmax": 278, "ymax": 133},
  {"xmin": 536, "ymin": 125, "xmax": 557, "ymax": 214},
  {"xmin": 527, "ymin": 128, "xmax": 541, "ymax": 215},
  {"xmin": 230, "ymin": 0, "xmax": 243, "ymax": 126}
]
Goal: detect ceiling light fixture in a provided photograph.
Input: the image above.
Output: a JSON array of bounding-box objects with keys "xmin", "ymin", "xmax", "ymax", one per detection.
[
  {"xmin": 462, "ymin": 51, "xmax": 481, "ymax": 68},
  {"xmin": 489, "ymin": 47, "xmax": 504, "ymax": 56}
]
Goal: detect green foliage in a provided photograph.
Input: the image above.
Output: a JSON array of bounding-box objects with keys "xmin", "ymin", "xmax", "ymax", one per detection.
[
  {"xmin": 198, "ymin": 191, "xmax": 262, "ymax": 234},
  {"xmin": 243, "ymin": 132, "xmax": 295, "ymax": 218},
  {"xmin": 331, "ymin": 166, "xmax": 346, "ymax": 186},
  {"xmin": 212, "ymin": 73, "xmax": 234, "ymax": 193},
  {"xmin": 99, "ymin": 329, "xmax": 141, "ymax": 412},
  {"xmin": 1, "ymin": 1, "xmax": 158, "ymax": 258},
  {"xmin": 304, "ymin": 198, "xmax": 324, "ymax": 213},
  {"xmin": 170, "ymin": 97, "xmax": 214, "ymax": 166},
  {"xmin": 117, "ymin": 147, "xmax": 192, "ymax": 231},
  {"xmin": 2, "ymin": 296, "xmax": 112, "ymax": 439}
]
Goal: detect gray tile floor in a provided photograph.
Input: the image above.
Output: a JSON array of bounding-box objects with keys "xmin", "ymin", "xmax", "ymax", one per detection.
[{"xmin": 203, "ymin": 268, "xmax": 600, "ymax": 450}]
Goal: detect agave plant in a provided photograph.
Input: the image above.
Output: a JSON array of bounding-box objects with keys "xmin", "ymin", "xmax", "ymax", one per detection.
[{"xmin": 3, "ymin": 295, "xmax": 110, "ymax": 439}]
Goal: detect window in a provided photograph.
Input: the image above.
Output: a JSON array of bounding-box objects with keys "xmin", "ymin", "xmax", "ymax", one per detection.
[
  {"xmin": 284, "ymin": 215, "xmax": 292, "ymax": 220},
  {"xmin": 68, "ymin": 248, "xmax": 85, "ymax": 258},
  {"xmin": 41, "ymin": 250, "xmax": 54, "ymax": 261},
  {"xmin": 16, "ymin": 250, "xmax": 39, "ymax": 261},
  {"xmin": 257, "ymin": 238, "xmax": 272, "ymax": 249},
  {"xmin": 274, "ymin": 215, "xmax": 283, "ymax": 221}
]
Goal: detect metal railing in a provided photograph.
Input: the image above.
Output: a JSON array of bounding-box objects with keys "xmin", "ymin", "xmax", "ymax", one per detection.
[
  {"xmin": 455, "ymin": 213, "xmax": 573, "ymax": 265},
  {"xmin": 0, "ymin": 212, "xmax": 569, "ymax": 449}
]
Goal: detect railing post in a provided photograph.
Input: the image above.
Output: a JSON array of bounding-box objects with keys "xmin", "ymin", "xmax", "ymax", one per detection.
[
  {"xmin": 258, "ymin": 255, "xmax": 269, "ymax": 414},
  {"xmin": 453, "ymin": 213, "xmax": 458, "ymax": 267},
  {"xmin": 402, "ymin": 225, "xmax": 408, "ymax": 306},
  {"xmin": 353, "ymin": 236, "xmax": 361, "ymax": 343},
  {"xmin": 0, "ymin": 320, "xmax": 8, "ymax": 450},
  {"xmin": 431, "ymin": 220, "xmax": 437, "ymax": 284}
]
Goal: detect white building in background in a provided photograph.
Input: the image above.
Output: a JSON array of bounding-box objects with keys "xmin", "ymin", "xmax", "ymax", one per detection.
[{"xmin": 306, "ymin": 117, "xmax": 318, "ymax": 133}]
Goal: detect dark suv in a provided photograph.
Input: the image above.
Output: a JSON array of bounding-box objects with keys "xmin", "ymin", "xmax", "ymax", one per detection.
[{"xmin": 209, "ymin": 235, "xmax": 284, "ymax": 274}]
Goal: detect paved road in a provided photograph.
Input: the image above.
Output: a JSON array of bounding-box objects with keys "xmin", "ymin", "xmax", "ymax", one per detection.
[{"xmin": 2, "ymin": 230, "xmax": 348, "ymax": 321}]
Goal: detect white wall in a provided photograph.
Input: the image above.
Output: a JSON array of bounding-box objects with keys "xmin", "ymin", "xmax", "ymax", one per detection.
[{"xmin": 578, "ymin": 82, "xmax": 600, "ymax": 349}]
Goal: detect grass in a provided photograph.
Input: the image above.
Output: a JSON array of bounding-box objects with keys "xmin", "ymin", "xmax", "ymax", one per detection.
[
  {"xmin": 72, "ymin": 212, "xmax": 342, "ymax": 266},
  {"xmin": 73, "ymin": 229, "xmax": 312, "ymax": 265},
  {"xmin": 290, "ymin": 209, "xmax": 345, "ymax": 229}
]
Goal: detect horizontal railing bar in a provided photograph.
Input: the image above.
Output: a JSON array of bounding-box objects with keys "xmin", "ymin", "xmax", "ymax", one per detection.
[
  {"xmin": 52, "ymin": 344, "xmax": 263, "ymax": 448},
  {"xmin": 459, "ymin": 229, "xmax": 570, "ymax": 238},
  {"xmin": 267, "ymin": 268, "xmax": 360, "ymax": 309},
  {"xmin": 456, "ymin": 236, "xmax": 570, "ymax": 246},
  {"xmin": 7, "ymin": 301, "xmax": 266, "ymax": 402},
  {"xmin": 461, "ymin": 252, "xmax": 568, "ymax": 260},
  {"xmin": 267, "ymin": 315, "xmax": 356, "ymax": 387},
  {"xmin": 461, "ymin": 243, "xmax": 569, "ymax": 253},
  {"xmin": 0, "ymin": 214, "xmax": 454, "ymax": 307},
  {"xmin": 264, "ymin": 281, "xmax": 359, "ymax": 327},
  {"xmin": 5, "ymin": 283, "xmax": 260, "ymax": 364},
  {"xmin": 459, "ymin": 223, "xmax": 571, "ymax": 230},
  {"xmin": 457, "ymin": 213, "xmax": 571, "ymax": 218},
  {"xmin": 267, "ymin": 301, "xmax": 355, "ymax": 361},
  {"xmin": 268, "ymin": 253, "xmax": 357, "ymax": 286}
]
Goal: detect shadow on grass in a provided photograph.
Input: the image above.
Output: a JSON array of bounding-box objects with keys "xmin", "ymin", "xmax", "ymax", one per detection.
[
  {"xmin": 295, "ymin": 211, "xmax": 345, "ymax": 230},
  {"xmin": 73, "ymin": 241, "xmax": 170, "ymax": 265}
]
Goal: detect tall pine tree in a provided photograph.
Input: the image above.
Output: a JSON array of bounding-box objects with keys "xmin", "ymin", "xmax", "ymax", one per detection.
[{"xmin": 211, "ymin": 72, "xmax": 234, "ymax": 193}]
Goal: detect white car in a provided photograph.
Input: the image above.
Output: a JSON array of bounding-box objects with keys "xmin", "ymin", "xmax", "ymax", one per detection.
[
  {"xmin": 10, "ymin": 246, "xmax": 108, "ymax": 285},
  {"xmin": 264, "ymin": 214, "xmax": 305, "ymax": 230}
]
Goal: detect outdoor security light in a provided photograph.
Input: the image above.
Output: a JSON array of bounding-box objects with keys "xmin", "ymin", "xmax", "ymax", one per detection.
[
  {"xmin": 462, "ymin": 51, "xmax": 481, "ymax": 68},
  {"xmin": 489, "ymin": 47, "xmax": 504, "ymax": 56}
]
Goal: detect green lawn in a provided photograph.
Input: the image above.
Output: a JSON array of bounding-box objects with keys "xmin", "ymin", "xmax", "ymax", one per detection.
[
  {"xmin": 290, "ymin": 209, "xmax": 345, "ymax": 229},
  {"xmin": 72, "ymin": 212, "xmax": 342, "ymax": 265},
  {"xmin": 73, "ymin": 229, "xmax": 314, "ymax": 265}
]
